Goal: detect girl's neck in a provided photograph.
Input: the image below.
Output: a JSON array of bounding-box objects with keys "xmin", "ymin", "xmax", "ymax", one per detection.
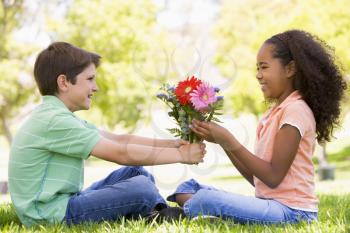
[{"xmin": 276, "ymin": 88, "xmax": 296, "ymax": 105}]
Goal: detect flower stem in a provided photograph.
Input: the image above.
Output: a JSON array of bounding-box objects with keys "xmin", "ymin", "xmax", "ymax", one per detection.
[{"xmin": 206, "ymin": 108, "xmax": 215, "ymax": 122}]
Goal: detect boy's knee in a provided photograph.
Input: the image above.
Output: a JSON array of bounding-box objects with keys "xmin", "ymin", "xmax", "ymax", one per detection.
[
  {"xmin": 120, "ymin": 166, "xmax": 155, "ymax": 182},
  {"xmin": 134, "ymin": 167, "xmax": 154, "ymax": 179},
  {"xmin": 128, "ymin": 175, "xmax": 158, "ymax": 200}
]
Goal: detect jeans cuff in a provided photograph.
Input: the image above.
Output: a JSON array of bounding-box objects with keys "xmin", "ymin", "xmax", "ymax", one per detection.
[
  {"xmin": 155, "ymin": 197, "xmax": 168, "ymax": 209},
  {"xmin": 182, "ymin": 197, "xmax": 193, "ymax": 217},
  {"xmin": 166, "ymin": 179, "xmax": 200, "ymax": 202}
]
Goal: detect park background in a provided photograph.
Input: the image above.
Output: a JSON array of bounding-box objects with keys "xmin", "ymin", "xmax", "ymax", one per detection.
[{"xmin": 0, "ymin": 0, "xmax": 350, "ymax": 232}]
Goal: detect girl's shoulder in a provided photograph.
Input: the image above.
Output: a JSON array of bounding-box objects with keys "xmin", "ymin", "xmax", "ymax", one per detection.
[
  {"xmin": 282, "ymin": 99, "xmax": 316, "ymax": 131},
  {"xmin": 284, "ymin": 99, "xmax": 313, "ymax": 117}
]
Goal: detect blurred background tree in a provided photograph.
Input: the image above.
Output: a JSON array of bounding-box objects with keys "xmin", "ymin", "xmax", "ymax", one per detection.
[
  {"xmin": 0, "ymin": 0, "xmax": 37, "ymax": 146},
  {"xmin": 0, "ymin": 0, "xmax": 349, "ymax": 147},
  {"xmin": 214, "ymin": 0, "xmax": 350, "ymax": 176},
  {"xmin": 215, "ymin": 0, "xmax": 350, "ymax": 120},
  {"xmin": 49, "ymin": 0, "xmax": 173, "ymax": 132}
]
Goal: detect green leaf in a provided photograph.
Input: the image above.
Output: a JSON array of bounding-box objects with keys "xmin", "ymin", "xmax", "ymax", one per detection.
[
  {"xmin": 211, "ymin": 117, "xmax": 223, "ymax": 123},
  {"xmin": 167, "ymin": 128, "xmax": 182, "ymax": 137}
]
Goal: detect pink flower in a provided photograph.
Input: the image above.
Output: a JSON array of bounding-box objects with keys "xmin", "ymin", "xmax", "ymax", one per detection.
[{"xmin": 190, "ymin": 82, "xmax": 217, "ymax": 111}]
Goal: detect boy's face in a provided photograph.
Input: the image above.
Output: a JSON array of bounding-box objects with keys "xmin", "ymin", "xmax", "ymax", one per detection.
[{"xmin": 65, "ymin": 63, "xmax": 98, "ymax": 112}]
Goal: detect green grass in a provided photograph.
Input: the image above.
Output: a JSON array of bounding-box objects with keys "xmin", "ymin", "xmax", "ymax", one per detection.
[
  {"xmin": 211, "ymin": 174, "xmax": 245, "ymax": 181},
  {"xmin": 1, "ymin": 140, "xmax": 349, "ymax": 232},
  {"xmin": 1, "ymin": 194, "xmax": 350, "ymax": 232},
  {"xmin": 329, "ymin": 145, "xmax": 350, "ymax": 162}
]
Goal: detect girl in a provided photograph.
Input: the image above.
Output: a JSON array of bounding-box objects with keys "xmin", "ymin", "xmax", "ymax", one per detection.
[{"xmin": 166, "ymin": 30, "xmax": 347, "ymax": 224}]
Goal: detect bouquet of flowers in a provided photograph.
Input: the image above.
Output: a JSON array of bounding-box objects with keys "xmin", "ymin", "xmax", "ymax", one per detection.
[{"xmin": 157, "ymin": 76, "xmax": 224, "ymax": 143}]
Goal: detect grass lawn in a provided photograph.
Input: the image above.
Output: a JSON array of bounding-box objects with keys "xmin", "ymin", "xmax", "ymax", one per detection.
[
  {"xmin": 2, "ymin": 161, "xmax": 350, "ymax": 233},
  {"xmin": 0, "ymin": 194, "xmax": 350, "ymax": 232},
  {"xmin": 1, "ymin": 140, "xmax": 349, "ymax": 232}
]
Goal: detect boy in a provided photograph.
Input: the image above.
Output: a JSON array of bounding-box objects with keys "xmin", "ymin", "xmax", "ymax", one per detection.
[{"xmin": 8, "ymin": 42, "xmax": 205, "ymax": 226}]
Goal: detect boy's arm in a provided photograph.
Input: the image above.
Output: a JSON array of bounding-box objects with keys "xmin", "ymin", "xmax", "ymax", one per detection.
[
  {"xmin": 91, "ymin": 137, "xmax": 205, "ymax": 165},
  {"xmin": 99, "ymin": 130, "xmax": 185, "ymax": 148}
]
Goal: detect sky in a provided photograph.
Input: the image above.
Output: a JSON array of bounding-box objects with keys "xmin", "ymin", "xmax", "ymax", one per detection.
[
  {"xmin": 155, "ymin": 0, "xmax": 220, "ymax": 29},
  {"xmin": 14, "ymin": 0, "xmax": 220, "ymax": 45}
]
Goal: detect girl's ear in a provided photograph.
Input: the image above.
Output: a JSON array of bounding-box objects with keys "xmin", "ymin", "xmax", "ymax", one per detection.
[
  {"xmin": 286, "ymin": 60, "xmax": 296, "ymax": 78},
  {"xmin": 57, "ymin": 74, "xmax": 69, "ymax": 92}
]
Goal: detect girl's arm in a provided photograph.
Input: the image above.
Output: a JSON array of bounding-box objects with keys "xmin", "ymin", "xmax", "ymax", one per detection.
[
  {"xmin": 224, "ymin": 149, "xmax": 255, "ymax": 186},
  {"xmin": 225, "ymin": 125, "xmax": 300, "ymax": 188},
  {"xmin": 99, "ymin": 130, "xmax": 187, "ymax": 148},
  {"xmin": 190, "ymin": 120, "xmax": 301, "ymax": 188},
  {"xmin": 190, "ymin": 120, "xmax": 254, "ymax": 185}
]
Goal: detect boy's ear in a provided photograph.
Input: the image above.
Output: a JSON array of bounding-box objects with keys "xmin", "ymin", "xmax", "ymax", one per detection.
[
  {"xmin": 57, "ymin": 74, "xmax": 69, "ymax": 92},
  {"xmin": 286, "ymin": 60, "xmax": 296, "ymax": 78}
]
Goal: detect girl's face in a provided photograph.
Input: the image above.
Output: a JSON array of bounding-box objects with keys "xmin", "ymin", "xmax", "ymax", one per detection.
[{"xmin": 256, "ymin": 43, "xmax": 295, "ymax": 104}]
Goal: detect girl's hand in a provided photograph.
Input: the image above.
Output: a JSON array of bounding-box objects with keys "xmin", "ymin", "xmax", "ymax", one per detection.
[
  {"xmin": 174, "ymin": 139, "xmax": 190, "ymax": 148},
  {"xmin": 190, "ymin": 119, "xmax": 231, "ymax": 144}
]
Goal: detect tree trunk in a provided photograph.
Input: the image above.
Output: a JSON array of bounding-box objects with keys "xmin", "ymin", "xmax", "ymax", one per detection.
[
  {"xmin": 318, "ymin": 143, "xmax": 335, "ymax": 180},
  {"xmin": 319, "ymin": 144, "xmax": 328, "ymax": 166},
  {"xmin": 0, "ymin": 113, "xmax": 12, "ymax": 145}
]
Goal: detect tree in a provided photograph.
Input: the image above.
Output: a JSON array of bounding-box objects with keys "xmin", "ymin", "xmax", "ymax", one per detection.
[
  {"xmin": 0, "ymin": 0, "xmax": 37, "ymax": 145},
  {"xmin": 214, "ymin": 0, "xmax": 350, "ymax": 119},
  {"xmin": 214, "ymin": 0, "xmax": 350, "ymax": 177},
  {"xmin": 51, "ymin": 0, "xmax": 172, "ymax": 131}
]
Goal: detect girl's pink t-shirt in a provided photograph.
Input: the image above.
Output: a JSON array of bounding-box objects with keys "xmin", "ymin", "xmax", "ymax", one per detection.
[{"xmin": 254, "ymin": 90, "xmax": 319, "ymax": 211}]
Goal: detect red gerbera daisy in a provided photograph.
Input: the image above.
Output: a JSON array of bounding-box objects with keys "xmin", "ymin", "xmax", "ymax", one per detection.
[{"xmin": 175, "ymin": 76, "xmax": 202, "ymax": 105}]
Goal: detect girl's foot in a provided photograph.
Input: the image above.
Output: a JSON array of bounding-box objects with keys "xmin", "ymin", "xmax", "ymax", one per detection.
[{"xmin": 175, "ymin": 193, "xmax": 193, "ymax": 207}]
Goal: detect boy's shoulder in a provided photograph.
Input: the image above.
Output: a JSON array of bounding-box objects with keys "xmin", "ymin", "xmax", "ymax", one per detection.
[
  {"xmin": 34, "ymin": 100, "xmax": 97, "ymax": 131},
  {"xmin": 16, "ymin": 100, "xmax": 79, "ymax": 139},
  {"xmin": 27, "ymin": 101, "xmax": 74, "ymax": 127}
]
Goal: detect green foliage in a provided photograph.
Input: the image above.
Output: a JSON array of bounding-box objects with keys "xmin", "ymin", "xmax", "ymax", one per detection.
[
  {"xmin": 0, "ymin": 58, "xmax": 36, "ymax": 111},
  {"xmin": 328, "ymin": 145, "xmax": 350, "ymax": 162},
  {"xmin": 52, "ymin": 0, "xmax": 172, "ymax": 131},
  {"xmin": 0, "ymin": 0, "xmax": 24, "ymax": 57},
  {"xmin": 0, "ymin": 0, "xmax": 38, "ymax": 144},
  {"xmin": 214, "ymin": 0, "xmax": 350, "ymax": 117}
]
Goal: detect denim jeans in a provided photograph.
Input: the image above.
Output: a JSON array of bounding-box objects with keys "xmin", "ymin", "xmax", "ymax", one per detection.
[
  {"xmin": 167, "ymin": 179, "xmax": 318, "ymax": 224},
  {"xmin": 64, "ymin": 166, "xmax": 167, "ymax": 225}
]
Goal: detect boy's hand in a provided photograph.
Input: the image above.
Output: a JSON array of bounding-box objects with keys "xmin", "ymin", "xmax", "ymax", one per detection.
[
  {"xmin": 190, "ymin": 119, "xmax": 231, "ymax": 144},
  {"xmin": 179, "ymin": 143, "xmax": 206, "ymax": 164},
  {"xmin": 173, "ymin": 139, "xmax": 190, "ymax": 148}
]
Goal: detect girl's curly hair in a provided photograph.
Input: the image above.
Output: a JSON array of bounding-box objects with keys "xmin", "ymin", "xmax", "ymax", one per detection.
[{"xmin": 265, "ymin": 29, "xmax": 347, "ymax": 143}]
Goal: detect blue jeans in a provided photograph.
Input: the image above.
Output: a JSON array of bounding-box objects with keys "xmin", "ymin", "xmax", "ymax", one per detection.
[
  {"xmin": 167, "ymin": 179, "xmax": 318, "ymax": 224},
  {"xmin": 64, "ymin": 166, "xmax": 167, "ymax": 225}
]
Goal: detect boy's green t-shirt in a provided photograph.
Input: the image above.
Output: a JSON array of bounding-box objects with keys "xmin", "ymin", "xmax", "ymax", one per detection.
[{"xmin": 8, "ymin": 96, "xmax": 101, "ymax": 226}]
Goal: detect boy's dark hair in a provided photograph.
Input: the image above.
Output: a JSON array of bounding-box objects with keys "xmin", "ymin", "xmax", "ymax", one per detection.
[
  {"xmin": 265, "ymin": 30, "xmax": 347, "ymax": 143},
  {"xmin": 34, "ymin": 42, "xmax": 101, "ymax": 96}
]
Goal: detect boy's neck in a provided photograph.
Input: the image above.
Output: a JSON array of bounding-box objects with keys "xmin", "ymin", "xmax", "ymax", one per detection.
[{"xmin": 55, "ymin": 93, "xmax": 76, "ymax": 112}]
